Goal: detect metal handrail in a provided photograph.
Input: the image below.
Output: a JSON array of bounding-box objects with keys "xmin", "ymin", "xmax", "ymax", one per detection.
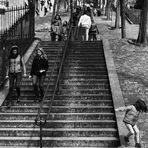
[
  {"xmin": 34, "ymin": 43, "xmax": 62, "ymax": 148},
  {"xmin": 45, "ymin": 25, "xmax": 72, "ymax": 121},
  {"xmin": 34, "ymin": 25, "xmax": 73, "ymax": 148},
  {"xmin": 34, "ymin": 44, "xmax": 61, "ymax": 124}
]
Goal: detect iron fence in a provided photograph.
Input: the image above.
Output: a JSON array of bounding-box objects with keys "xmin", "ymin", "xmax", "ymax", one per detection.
[
  {"xmin": 0, "ymin": 0, "xmax": 9, "ymax": 7},
  {"xmin": 0, "ymin": 2, "xmax": 35, "ymax": 86}
]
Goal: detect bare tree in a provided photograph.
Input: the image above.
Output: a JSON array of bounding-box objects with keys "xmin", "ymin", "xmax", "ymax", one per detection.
[
  {"xmin": 115, "ymin": 0, "xmax": 120, "ymax": 28},
  {"xmin": 137, "ymin": 0, "xmax": 148, "ymax": 44},
  {"xmin": 56, "ymin": 0, "xmax": 61, "ymax": 14},
  {"xmin": 120, "ymin": 0, "xmax": 126, "ymax": 38},
  {"xmin": 52, "ymin": 0, "xmax": 58, "ymax": 20},
  {"xmin": 105, "ymin": 0, "xmax": 112, "ymax": 20}
]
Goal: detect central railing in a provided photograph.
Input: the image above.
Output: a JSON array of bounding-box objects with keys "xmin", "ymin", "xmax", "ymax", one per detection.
[{"xmin": 35, "ymin": 25, "xmax": 73, "ymax": 148}]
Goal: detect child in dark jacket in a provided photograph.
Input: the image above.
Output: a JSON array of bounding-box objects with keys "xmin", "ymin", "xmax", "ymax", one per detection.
[
  {"xmin": 115, "ymin": 99, "xmax": 147, "ymax": 148},
  {"xmin": 29, "ymin": 47, "xmax": 49, "ymax": 102}
]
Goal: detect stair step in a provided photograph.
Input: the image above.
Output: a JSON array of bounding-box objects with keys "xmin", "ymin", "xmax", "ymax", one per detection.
[
  {"xmin": 4, "ymin": 100, "xmax": 113, "ymax": 106},
  {"xmin": 22, "ymin": 79, "xmax": 109, "ymax": 84},
  {"xmin": 0, "ymin": 40, "xmax": 119, "ymax": 147},
  {"xmin": 21, "ymin": 83, "xmax": 110, "ymax": 88},
  {"xmin": 1, "ymin": 106, "xmax": 114, "ymax": 113},
  {"xmin": 0, "ymin": 137, "xmax": 119, "ymax": 147},
  {"xmin": 0, "ymin": 128, "xmax": 118, "ymax": 137},
  {"xmin": 0, "ymin": 120, "xmax": 117, "ymax": 128},
  {"xmin": 0, "ymin": 113, "xmax": 115, "ymax": 120},
  {"xmin": 5, "ymin": 95, "xmax": 112, "ymax": 101},
  {"xmin": 8, "ymin": 93, "xmax": 112, "ymax": 97},
  {"xmin": 0, "ymin": 147, "xmax": 117, "ymax": 148}
]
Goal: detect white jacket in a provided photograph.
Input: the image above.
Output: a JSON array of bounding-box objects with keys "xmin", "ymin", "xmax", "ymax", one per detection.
[{"xmin": 78, "ymin": 14, "xmax": 91, "ymax": 29}]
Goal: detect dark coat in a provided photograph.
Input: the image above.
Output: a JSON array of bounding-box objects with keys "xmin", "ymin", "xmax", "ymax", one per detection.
[{"xmin": 30, "ymin": 56, "xmax": 49, "ymax": 76}]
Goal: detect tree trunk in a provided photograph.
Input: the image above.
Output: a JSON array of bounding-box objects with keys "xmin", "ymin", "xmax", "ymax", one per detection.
[
  {"xmin": 56, "ymin": 0, "xmax": 60, "ymax": 14},
  {"xmin": 137, "ymin": 0, "xmax": 148, "ymax": 44},
  {"xmin": 120, "ymin": 0, "xmax": 126, "ymax": 38},
  {"xmin": 115, "ymin": 0, "xmax": 120, "ymax": 28},
  {"xmin": 52, "ymin": 0, "xmax": 58, "ymax": 20},
  {"xmin": 64, "ymin": 0, "xmax": 67, "ymax": 12},
  {"xmin": 70, "ymin": 0, "xmax": 73, "ymax": 18},
  {"xmin": 106, "ymin": 0, "xmax": 111, "ymax": 20}
]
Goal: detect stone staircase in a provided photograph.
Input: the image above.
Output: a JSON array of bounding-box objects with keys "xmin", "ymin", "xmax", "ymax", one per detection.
[{"xmin": 0, "ymin": 40, "xmax": 120, "ymax": 147}]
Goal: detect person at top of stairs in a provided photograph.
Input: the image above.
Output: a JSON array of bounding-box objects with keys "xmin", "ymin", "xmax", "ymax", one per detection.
[
  {"xmin": 115, "ymin": 99, "xmax": 147, "ymax": 148},
  {"xmin": 50, "ymin": 14, "xmax": 63, "ymax": 41},
  {"xmin": 89, "ymin": 20, "xmax": 99, "ymax": 41},
  {"xmin": 78, "ymin": 9, "xmax": 92, "ymax": 41},
  {"xmin": 29, "ymin": 47, "xmax": 49, "ymax": 102},
  {"xmin": 5, "ymin": 45, "xmax": 27, "ymax": 108}
]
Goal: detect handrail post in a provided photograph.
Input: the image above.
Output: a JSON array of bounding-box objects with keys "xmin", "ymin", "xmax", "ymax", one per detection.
[
  {"xmin": 35, "ymin": 117, "xmax": 46, "ymax": 148},
  {"xmin": 39, "ymin": 119, "xmax": 43, "ymax": 148}
]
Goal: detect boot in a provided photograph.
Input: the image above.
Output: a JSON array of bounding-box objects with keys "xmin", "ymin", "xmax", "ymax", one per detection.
[
  {"xmin": 16, "ymin": 87, "xmax": 20, "ymax": 103},
  {"xmin": 39, "ymin": 86, "xmax": 44, "ymax": 102},
  {"xmin": 33, "ymin": 84, "xmax": 39, "ymax": 102},
  {"xmin": 7, "ymin": 87, "xmax": 13, "ymax": 108}
]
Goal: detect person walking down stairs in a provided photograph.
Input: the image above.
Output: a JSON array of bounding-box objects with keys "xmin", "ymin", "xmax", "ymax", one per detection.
[
  {"xmin": 29, "ymin": 47, "xmax": 49, "ymax": 102},
  {"xmin": 5, "ymin": 45, "xmax": 27, "ymax": 108}
]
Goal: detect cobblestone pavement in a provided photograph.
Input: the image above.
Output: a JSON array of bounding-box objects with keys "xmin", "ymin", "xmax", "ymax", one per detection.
[{"xmin": 95, "ymin": 14, "xmax": 148, "ymax": 148}]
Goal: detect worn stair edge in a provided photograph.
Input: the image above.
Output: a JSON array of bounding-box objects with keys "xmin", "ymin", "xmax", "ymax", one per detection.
[
  {"xmin": 0, "ymin": 128, "xmax": 117, "ymax": 131},
  {"xmin": 0, "ymin": 146, "xmax": 116, "ymax": 148},
  {"xmin": 0, "ymin": 106, "xmax": 113, "ymax": 109},
  {"xmin": 0, "ymin": 119, "xmax": 116, "ymax": 122},
  {"xmin": 102, "ymin": 37, "xmax": 128, "ymax": 146},
  {"xmin": 0, "ymin": 112, "xmax": 114, "ymax": 115},
  {"xmin": 0, "ymin": 137, "xmax": 118, "ymax": 140}
]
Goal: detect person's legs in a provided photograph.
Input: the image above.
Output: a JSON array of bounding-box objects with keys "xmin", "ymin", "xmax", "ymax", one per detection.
[
  {"xmin": 39, "ymin": 74, "xmax": 46, "ymax": 100},
  {"xmin": 93, "ymin": 33, "xmax": 97, "ymax": 41},
  {"xmin": 80, "ymin": 27, "xmax": 85, "ymax": 41},
  {"xmin": 55, "ymin": 34, "xmax": 59, "ymax": 41},
  {"xmin": 85, "ymin": 28, "xmax": 89, "ymax": 41},
  {"xmin": 15, "ymin": 72, "xmax": 22, "ymax": 102},
  {"xmin": 7, "ymin": 73, "xmax": 15, "ymax": 107},
  {"xmin": 133, "ymin": 125, "xmax": 141, "ymax": 147},
  {"xmin": 32, "ymin": 75, "xmax": 39, "ymax": 101},
  {"xmin": 125, "ymin": 123, "xmax": 135, "ymax": 141}
]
